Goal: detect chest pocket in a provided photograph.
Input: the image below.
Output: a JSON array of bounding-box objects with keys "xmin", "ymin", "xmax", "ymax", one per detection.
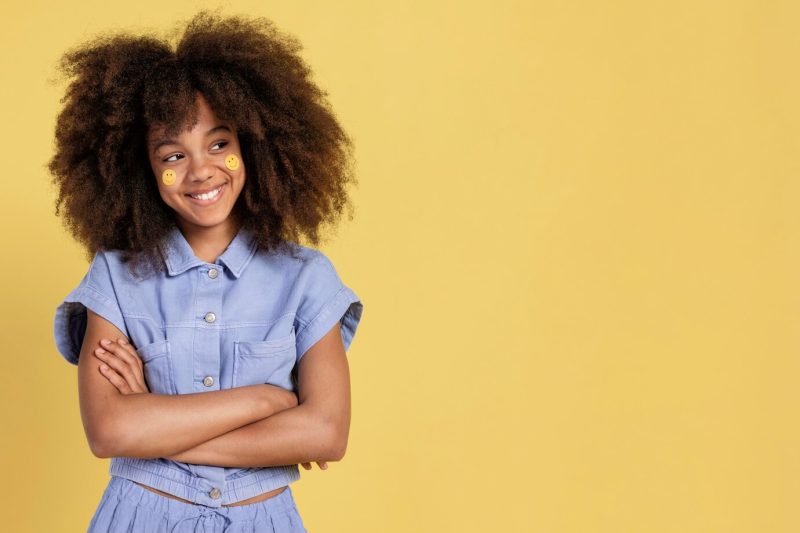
[
  {"xmin": 232, "ymin": 331, "xmax": 297, "ymax": 390},
  {"xmin": 137, "ymin": 339, "xmax": 177, "ymax": 395}
]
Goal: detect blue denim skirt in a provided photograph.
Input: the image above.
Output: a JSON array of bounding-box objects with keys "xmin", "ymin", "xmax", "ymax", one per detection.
[{"xmin": 87, "ymin": 476, "xmax": 308, "ymax": 532}]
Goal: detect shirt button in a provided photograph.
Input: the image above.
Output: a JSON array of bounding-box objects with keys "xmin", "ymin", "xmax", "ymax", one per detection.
[
  {"xmin": 209, "ymin": 488, "xmax": 222, "ymax": 499},
  {"xmin": 203, "ymin": 376, "xmax": 214, "ymax": 387},
  {"xmin": 208, "ymin": 268, "xmax": 219, "ymax": 279},
  {"xmin": 204, "ymin": 312, "xmax": 216, "ymax": 323}
]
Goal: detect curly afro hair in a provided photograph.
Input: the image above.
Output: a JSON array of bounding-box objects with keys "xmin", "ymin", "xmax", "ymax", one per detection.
[{"xmin": 48, "ymin": 9, "xmax": 357, "ymax": 279}]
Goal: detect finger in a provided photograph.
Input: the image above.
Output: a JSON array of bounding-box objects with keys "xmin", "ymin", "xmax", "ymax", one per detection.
[
  {"xmin": 318, "ymin": 462, "xmax": 328, "ymax": 470},
  {"xmin": 301, "ymin": 463, "xmax": 311, "ymax": 470},
  {"xmin": 98, "ymin": 364, "xmax": 133, "ymax": 394},
  {"xmin": 94, "ymin": 348, "xmax": 135, "ymax": 387},
  {"xmin": 94, "ymin": 346, "xmax": 145, "ymax": 394},
  {"xmin": 115, "ymin": 338, "xmax": 143, "ymax": 370},
  {"xmin": 100, "ymin": 339, "xmax": 140, "ymax": 371},
  {"xmin": 115, "ymin": 339, "xmax": 147, "ymax": 383},
  {"xmin": 98, "ymin": 340, "xmax": 147, "ymax": 392}
]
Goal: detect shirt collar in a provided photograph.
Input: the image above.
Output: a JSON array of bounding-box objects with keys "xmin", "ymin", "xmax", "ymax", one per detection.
[{"xmin": 161, "ymin": 225, "xmax": 258, "ymax": 279}]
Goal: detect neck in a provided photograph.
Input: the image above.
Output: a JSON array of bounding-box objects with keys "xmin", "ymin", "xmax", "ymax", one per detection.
[{"xmin": 176, "ymin": 215, "xmax": 242, "ymax": 264}]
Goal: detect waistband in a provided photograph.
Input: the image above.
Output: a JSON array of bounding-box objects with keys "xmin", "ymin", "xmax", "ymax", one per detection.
[
  {"xmin": 109, "ymin": 457, "xmax": 301, "ymax": 508},
  {"xmin": 104, "ymin": 476, "xmax": 298, "ymax": 526}
]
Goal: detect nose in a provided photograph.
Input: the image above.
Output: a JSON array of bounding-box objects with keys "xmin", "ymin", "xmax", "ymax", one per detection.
[{"xmin": 188, "ymin": 153, "xmax": 215, "ymax": 182}]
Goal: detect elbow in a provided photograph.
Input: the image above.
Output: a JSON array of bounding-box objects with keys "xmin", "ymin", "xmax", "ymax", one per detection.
[
  {"xmin": 87, "ymin": 427, "xmax": 117, "ymax": 458},
  {"xmin": 324, "ymin": 424, "xmax": 349, "ymax": 462},
  {"xmin": 328, "ymin": 442, "xmax": 347, "ymax": 462},
  {"xmin": 86, "ymin": 417, "xmax": 130, "ymax": 459},
  {"xmin": 87, "ymin": 435, "xmax": 108, "ymax": 459}
]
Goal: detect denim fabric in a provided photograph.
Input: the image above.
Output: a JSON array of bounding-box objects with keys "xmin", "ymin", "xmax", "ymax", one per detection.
[
  {"xmin": 88, "ymin": 476, "xmax": 308, "ymax": 532},
  {"xmin": 54, "ymin": 225, "xmax": 363, "ymax": 509}
]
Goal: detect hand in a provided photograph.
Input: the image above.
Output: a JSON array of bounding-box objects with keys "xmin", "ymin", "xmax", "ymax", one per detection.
[
  {"xmin": 301, "ymin": 461, "xmax": 328, "ymax": 470},
  {"xmin": 93, "ymin": 337, "xmax": 150, "ymax": 394}
]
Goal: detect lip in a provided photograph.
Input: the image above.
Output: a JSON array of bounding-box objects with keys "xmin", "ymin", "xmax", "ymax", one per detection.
[
  {"xmin": 186, "ymin": 182, "xmax": 225, "ymax": 195},
  {"xmin": 185, "ymin": 183, "xmax": 225, "ymax": 205}
]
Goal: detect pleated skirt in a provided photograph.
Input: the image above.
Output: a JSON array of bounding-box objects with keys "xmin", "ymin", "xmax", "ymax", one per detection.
[{"xmin": 87, "ymin": 476, "xmax": 308, "ymax": 533}]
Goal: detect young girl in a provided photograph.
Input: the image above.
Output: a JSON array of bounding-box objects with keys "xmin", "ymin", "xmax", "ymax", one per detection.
[{"xmin": 50, "ymin": 10, "xmax": 363, "ymax": 533}]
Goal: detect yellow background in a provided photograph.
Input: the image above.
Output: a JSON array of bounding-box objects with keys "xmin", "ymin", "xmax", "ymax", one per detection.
[{"xmin": 2, "ymin": 0, "xmax": 798, "ymax": 531}]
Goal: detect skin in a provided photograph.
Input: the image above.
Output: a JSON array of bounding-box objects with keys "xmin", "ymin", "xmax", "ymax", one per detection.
[
  {"xmin": 147, "ymin": 92, "xmax": 247, "ymax": 262},
  {"xmin": 77, "ymin": 93, "xmax": 352, "ymax": 501},
  {"xmin": 94, "ymin": 336, "xmax": 329, "ymax": 471},
  {"xmin": 77, "ymin": 311, "xmax": 300, "ymax": 459},
  {"xmin": 81, "ymin": 311, "xmax": 349, "ymax": 466}
]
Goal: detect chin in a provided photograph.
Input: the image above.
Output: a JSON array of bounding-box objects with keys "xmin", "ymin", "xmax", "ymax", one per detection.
[{"xmin": 172, "ymin": 208, "xmax": 231, "ymax": 228}]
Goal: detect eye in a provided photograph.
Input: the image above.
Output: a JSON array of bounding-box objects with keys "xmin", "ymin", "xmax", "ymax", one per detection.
[
  {"xmin": 163, "ymin": 153, "xmax": 183, "ymax": 163},
  {"xmin": 212, "ymin": 141, "xmax": 229, "ymax": 150}
]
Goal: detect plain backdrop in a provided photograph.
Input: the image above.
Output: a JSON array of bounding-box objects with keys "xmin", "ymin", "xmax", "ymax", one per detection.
[{"xmin": 2, "ymin": 1, "xmax": 800, "ymax": 532}]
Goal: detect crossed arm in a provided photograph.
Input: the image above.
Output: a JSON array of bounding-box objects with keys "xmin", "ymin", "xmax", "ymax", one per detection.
[{"xmin": 78, "ymin": 309, "xmax": 351, "ymax": 469}]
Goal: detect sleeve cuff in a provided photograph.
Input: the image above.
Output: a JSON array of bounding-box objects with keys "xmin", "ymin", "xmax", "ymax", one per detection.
[
  {"xmin": 54, "ymin": 284, "xmax": 128, "ymax": 365},
  {"xmin": 295, "ymin": 286, "xmax": 363, "ymax": 362}
]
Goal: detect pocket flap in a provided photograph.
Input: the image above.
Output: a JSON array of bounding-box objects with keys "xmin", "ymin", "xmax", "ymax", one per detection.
[
  {"xmin": 234, "ymin": 332, "xmax": 295, "ymax": 356},
  {"xmin": 136, "ymin": 339, "xmax": 170, "ymax": 361}
]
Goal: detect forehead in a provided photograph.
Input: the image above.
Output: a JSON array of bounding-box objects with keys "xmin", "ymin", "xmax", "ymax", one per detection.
[{"xmin": 146, "ymin": 95, "xmax": 232, "ymax": 143}]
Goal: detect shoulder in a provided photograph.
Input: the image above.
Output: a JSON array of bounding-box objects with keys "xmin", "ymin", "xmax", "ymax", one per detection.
[
  {"xmin": 247, "ymin": 244, "xmax": 347, "ymax": 306},
  {"xmin": 90, "ymin": 248, "xmax": 163, "ymax": 287},
  {"xmin": 85, "ymin": 249, "xmax": 118, "ymax": 286},
  {"xmin": 253, "ymin": 242, "xmax": 336, "ymax": 277}
]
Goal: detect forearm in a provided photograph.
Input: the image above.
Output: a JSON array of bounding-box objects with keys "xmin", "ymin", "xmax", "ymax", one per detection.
[
  {"xmin": 98, "ymin": 385, "xmax": 281, "ymax": 458},
  {"xmin": 164, "ymin": 402, "xmax": 344, "ymax": 467}
]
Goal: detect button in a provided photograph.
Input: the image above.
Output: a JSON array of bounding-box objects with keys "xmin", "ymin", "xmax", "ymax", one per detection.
[
  {"xmin": 208, "ymin": 268, "xmax": 219, "ymax": 279},
  {"xmin": 203, "ymin": 376, "xmax": 214, "ymax": 387},
  {"xmin": 209, "ymin": 488, "xmax": 221, "ymax": 499},
  {"xmin": 204, "ymin": 312, "xmax": 216, "ymax": 323}
]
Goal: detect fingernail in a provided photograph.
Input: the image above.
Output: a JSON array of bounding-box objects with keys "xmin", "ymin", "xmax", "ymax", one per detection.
[
  {"xmin": 100, "ymin": 365, "xmax": 108, "ymax": 371},
  {"xmin": 95, "ymin": 348, "xmax": 106, "ymax": 354},
  {"xmin": 118, "ymin": 339, "xmax": 127, "ymax": 345},
  {"xmin": 100, "ymin": 339, "xmax": 110, "ymax": 345}
]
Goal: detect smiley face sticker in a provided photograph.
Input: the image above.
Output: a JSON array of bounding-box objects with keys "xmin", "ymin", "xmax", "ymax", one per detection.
[
  {"xmin": 225, "ymin": 154, "xmax": 240, "ymax": 171},
  {"xmin": 162, "ymin": 169, "xmax": 176, "ymax": 186}
]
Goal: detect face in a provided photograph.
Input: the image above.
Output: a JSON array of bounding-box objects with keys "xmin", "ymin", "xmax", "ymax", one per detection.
[{"xmin": 147, "ymin": 93, "xmax": 246, "ymax": 235}]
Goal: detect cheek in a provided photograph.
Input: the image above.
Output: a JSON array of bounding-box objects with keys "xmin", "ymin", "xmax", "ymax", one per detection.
[
  {"xmin": 234, "ymin": 170, "xmax": 246, "ymax": 193},
  {"xmin": 154, "ymin": 177, "xmax": 179, "ymax": 205}
]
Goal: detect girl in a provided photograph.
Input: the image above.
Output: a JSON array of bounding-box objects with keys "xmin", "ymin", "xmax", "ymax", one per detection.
[{"xmin": 50, "ymin": 10, "xmax": 363, "ymax": 533}]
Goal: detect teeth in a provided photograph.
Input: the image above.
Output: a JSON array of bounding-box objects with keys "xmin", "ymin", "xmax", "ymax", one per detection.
[{"xmin": 190, "ymin": 185, "xmax": 222, "ymax": 200}]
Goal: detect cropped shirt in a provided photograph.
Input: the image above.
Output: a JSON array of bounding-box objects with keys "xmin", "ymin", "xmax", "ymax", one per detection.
[{"xmin": 53, "ymin": 225, "xmax": 363, "ymax": 507}]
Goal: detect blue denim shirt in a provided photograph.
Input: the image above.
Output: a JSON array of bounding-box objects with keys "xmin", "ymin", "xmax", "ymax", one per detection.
[{"xmin": 53, "ymin": 225, "xmax": 363, "ymax": 507}]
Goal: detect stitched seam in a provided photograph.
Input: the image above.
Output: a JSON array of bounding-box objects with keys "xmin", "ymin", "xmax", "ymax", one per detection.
[
  {"xmin": 83, "ymin": 283, "xmax": 120, "ymax": 314},
  {"xmin": 112, "ymin": 459, "xmax": 298, "ymax": 491},
  {"xmin": 295, "ymin": 287, "xmax": 349, "ymax": 345}
]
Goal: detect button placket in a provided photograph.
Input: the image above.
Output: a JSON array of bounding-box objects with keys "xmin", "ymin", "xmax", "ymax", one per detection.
[{"xmin": 195, "ymin": 266, "xmax": 222, "ymax": 393}]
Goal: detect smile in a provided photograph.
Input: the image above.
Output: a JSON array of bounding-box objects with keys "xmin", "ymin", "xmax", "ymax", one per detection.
[{"xmin": 186, "ymin": 184, "xmax": 225, "ymax": 204}]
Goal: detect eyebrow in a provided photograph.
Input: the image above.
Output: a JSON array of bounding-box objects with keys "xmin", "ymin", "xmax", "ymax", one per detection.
[{"xmin": 150, "ymin": 125, "xmax": 233, "ymax": 154}]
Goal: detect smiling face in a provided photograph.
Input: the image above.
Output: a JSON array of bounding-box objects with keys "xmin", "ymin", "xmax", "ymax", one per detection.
[{"xmin": 146, "ymin": 93, "xmax": 246, "ymax": 237}]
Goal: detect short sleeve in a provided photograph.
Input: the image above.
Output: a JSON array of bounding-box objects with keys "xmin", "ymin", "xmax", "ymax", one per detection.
[
  {"xmin": 294, "ymin": 252, "xmax": 364, "ymax": 362},
  {"xmin": 53, "ymin": 251, "xmax": 128, "ymax": 365}
]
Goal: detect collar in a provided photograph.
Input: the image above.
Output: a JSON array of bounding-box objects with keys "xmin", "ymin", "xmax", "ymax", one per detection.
[{"xmin": 161, "ymin": 225, "xmax": 258, "ymax": 279}]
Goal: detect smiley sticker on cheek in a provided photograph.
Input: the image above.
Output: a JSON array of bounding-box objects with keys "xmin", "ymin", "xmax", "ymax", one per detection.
[
  {"xmin": 225, "ymin": 154, "xmax": 240, "ymax": 171},
  {"xmin": 162, "ymin": 169, "xmax": 176, "ymax": 186}
]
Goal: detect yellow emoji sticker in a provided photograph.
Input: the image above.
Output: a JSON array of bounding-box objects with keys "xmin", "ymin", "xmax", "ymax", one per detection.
[
  {"xmin": 225, "ymin": 154, "xmax": 240, "ymax": 171},
  {"xmin": 162, "ymin": 169, "xmax": 176, "ymax": 186}
]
